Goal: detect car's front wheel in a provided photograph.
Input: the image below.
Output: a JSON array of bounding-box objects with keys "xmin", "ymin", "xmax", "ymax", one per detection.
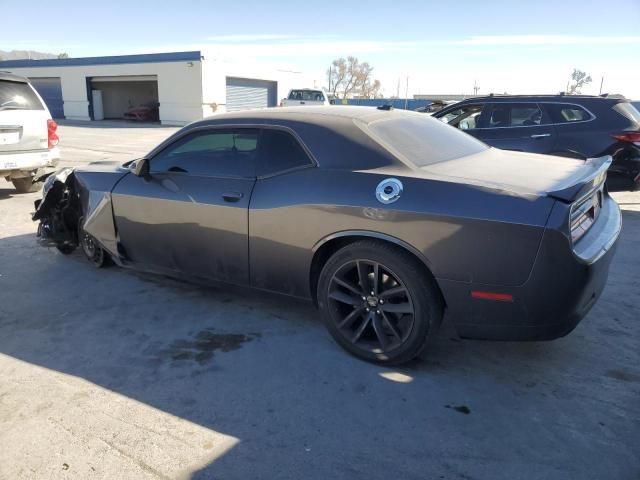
[
  {"xmin": 317, "ymin": 240, "xmax": 443, "ymax": 365},
  {"xmin": 78, "ymin": 218, "xmax": 111, "ymax": 268}
]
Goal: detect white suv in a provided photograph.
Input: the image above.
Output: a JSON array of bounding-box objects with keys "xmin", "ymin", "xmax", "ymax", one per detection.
[{"xmin": 1, "ymin": 72, "xmax": 60, "ymax": 193}]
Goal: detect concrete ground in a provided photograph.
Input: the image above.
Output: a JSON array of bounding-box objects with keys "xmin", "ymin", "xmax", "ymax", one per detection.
[{"xmin": 0, "ymin": 122, "xmax": 639, "ymax": 480}]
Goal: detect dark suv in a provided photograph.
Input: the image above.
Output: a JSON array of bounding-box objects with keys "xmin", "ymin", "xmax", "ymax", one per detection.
[{"xmin": 434, "ymin": 94, "xmax": 640, "ymax": 189}]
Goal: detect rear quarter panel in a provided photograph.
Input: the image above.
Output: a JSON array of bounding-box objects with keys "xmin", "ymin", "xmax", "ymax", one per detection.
[{"xmin": 249, "ymin": 168, "xmax": 555, "ymax": 298}]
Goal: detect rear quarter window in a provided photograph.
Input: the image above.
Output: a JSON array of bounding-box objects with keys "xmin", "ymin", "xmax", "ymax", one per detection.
[
  {"xmin": 258, "ymin": 129, "xmax": 313, "ymax": 175},
  {"xmin": 0, "ymin": 80, "xmax": 45, "ymax": 111},
  {"xmin": 613, "ymin": 102, "xmax": 640, "ymax": 126},
  {"xmin": 546, "ymin": 103, "xmax": 593, "ymax": 124},
  {"xmin": 359, "ymin": 114, "xmax": 488, "ymax": 167}
]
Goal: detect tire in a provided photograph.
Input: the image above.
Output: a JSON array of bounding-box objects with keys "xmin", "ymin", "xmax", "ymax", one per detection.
[
  {"xmin": 78, "ymin": 218, "xmax": 111, "ymax": 268},
  {"xmin": 12, "ymin": 177, "xmax": 42, "ymax": 193},
  {"xmin": 317, "ymin": 240, "xmax": 443, "ymax": 365}
]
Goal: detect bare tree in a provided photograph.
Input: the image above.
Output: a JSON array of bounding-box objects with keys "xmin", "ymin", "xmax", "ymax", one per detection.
[
  {"xmin": 327, "ymin": 57, "xmax": 382, "ymax": 99},
  {"xmin": 57, "ymin": 53, "xmax": 69, "ymax": 59},
  {"xmin": 568, "ymin": 69, "xmax": 592, "ymax": 94}
]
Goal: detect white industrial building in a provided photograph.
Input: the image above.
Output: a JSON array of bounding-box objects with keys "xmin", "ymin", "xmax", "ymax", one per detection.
[{"xmin": 0, "ymin": 51, "xmax": 306, "ymax": 125}]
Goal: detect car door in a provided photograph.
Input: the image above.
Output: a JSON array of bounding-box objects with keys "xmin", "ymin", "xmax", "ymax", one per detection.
[
  {"xmin": 111, "ymin": 127, "xmax": 260, "ymax": 285},
  {"xmin": 479, "ymin": 103, "xmax": 556, "ymax": 153}
]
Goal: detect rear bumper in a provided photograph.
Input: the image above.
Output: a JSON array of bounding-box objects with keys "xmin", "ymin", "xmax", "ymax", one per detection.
[
  {"xmin": 0, "ymin": 147, "xmax": 60, "ymax": 176},
  {"xmin": 440, "ymin": 196, "xmax": 621, "ymax": 341}
]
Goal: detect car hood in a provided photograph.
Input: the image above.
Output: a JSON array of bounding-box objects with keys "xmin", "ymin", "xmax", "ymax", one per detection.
[
  {"xmin": 423, "ymin": 148, "xmax": 609, "ymax": 202},
  {"xmin": 77, "ymin": 160, "xmax": 130, "ymax": 174}
]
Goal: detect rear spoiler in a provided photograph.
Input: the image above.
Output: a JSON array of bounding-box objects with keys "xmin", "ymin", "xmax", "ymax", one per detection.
[{"xmin": 547, "ymin": 155, "xmax": 612, "ymax": 202}]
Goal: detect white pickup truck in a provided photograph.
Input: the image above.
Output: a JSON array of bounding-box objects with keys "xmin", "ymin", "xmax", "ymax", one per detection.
[
  {"xmin": 0, "ymin": 72, "xmax": 60, "ymax": 192},
  {"xmin": 281, "ymin": 89, "xmax": 331, "ymax": 107}
]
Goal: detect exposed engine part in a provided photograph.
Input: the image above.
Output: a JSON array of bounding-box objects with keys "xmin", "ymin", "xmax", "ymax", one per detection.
[{"xmin": 33, "ymin": 168, "xmax": 81, "ymax": 250}]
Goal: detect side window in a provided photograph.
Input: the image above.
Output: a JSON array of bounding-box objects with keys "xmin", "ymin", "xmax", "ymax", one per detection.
[
  {"xmin": 488, "ymin": 103, "xmax": 545, "ymax": 128},
  {"xmin": 547, "ymin": 104, "xmax": 592, "ymax": 123},
  {"xmin": 440, "ymin": 104, "xmax": 484, "ymax": 130},
  {"xmin": 258, "ymin": 129, "xmax": 313, "ymax": 176},
  {"xmin": 150, "ymin": 129, "xmax": 259, "ymax": 177}
]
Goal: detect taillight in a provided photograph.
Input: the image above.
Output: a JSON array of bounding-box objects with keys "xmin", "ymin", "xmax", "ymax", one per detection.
[
  {"xmin": 47, "ymin": 119, "xmax": 59, "ymax": 149},
  {"xmin": 612, "ymin": 132, "xmax": 640, "ymax": 145},
  {"xmin": 570, "ymin": 188, "xmax": 603, "ymax": 243}
]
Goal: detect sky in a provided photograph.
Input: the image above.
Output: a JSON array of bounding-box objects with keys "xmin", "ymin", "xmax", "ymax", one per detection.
[{"xmin": 2, "ymin": 0, "xmax": 640, "ymax": 98}]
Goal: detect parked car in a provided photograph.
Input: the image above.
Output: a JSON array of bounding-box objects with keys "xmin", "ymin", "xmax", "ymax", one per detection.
[
  {"xmin": 123, "ymin": 102, "xmax": 160, "ymax": 122},
  {"xmin": 0, "ymin": 72, "xmax": 60, "ymax": 192},
  {"xmin": 434, "ymin": 94, "xmax": 640, "ymax": 190},
  {"xmin": 32, "ymin": 106, "xmax": 620, "ymax": 364},
  {"xmin": 281, "ymin": 89, "xmax": 330, "ymax": 106}
]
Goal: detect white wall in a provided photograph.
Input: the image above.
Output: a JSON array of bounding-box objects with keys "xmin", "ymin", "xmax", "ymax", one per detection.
[
  {"xmin": 200, "ymin": 57, "xmax": 312, "ymax": 116},
  {"xmin": 5, "ymin": 61, "xmax": 203, "ymax": 125}
]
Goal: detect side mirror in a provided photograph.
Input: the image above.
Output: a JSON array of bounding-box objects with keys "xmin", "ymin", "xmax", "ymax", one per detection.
[{"xmin": 132, "ymin": 158, "xmax": 150, "ymax": 179}]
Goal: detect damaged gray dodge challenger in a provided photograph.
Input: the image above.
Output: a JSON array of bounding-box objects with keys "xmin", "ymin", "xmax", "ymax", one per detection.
[{"xmin": 32, "ymin": 106, "xmax": 621, "ymax": 364}]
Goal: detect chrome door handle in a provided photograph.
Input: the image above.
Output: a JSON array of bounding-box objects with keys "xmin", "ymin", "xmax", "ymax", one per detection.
[{"xmin": 530, "ymin": 133, "xmax": 551, "ymax": 138}]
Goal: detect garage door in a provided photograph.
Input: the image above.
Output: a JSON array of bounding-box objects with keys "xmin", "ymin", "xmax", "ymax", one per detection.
[
  {"xmin": 29, "ymin": 77, "xmax": 64, "ymax": 118},
  {"xmin": 226, "ymin": 77, "xmax": 277, "ymax": 112},
  {"xmin": 90, "ymin": 75, "xmax": 158, "ymax": 121}
]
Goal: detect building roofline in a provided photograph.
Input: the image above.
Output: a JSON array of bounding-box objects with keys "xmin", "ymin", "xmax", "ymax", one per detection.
[
  {"xmin": 0, "ymin": 71, "xmax": 29, "ymax": 83},
  {"xmin": 0, "ymin": 51, "xmax": 202, "ymax": 69}
]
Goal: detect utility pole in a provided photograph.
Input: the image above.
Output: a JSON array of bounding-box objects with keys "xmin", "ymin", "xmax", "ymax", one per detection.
[
  {"xmin": 473, "ymin": 80, "xmax": 479, "ymax": 96},
  {"xmin": 396, "ymin": 78, "xmax": 400, "ymax": 99},
  {"xmin": 599, "ymin": 76, "xmax": 604, "ymax": 95},
  {"xmin": 328, "ymin": 65, "xmax": 332, "ymax": 95},
  {"xmin": 404, "ymin": 77, "xmax": 409, "ymax": 110}
]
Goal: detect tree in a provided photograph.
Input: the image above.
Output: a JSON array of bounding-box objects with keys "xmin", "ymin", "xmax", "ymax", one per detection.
[
  {"xmin": 57, "ymin": 53, "xmax": 69, "ymax": 59},
  {"xmin": 327, "ymin": 57, "xmax": 382, "ymax": 100},
  {"xmin": 568, "ymin": 69, "xmax": 592, "ymax": 94}
]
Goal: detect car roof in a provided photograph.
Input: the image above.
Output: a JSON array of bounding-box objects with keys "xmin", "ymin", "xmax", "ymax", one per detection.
[
  {"xmin": 454, "ymin": 94, "xmax": 625, "ymax": 104},
  {"xmin": 198, "ymin": 106, "xmax": 419, "ymax": 127},
  {"xmin": 0, "ymin": 71, "xmax": 29, "ymax": 83},
  {"xmin": 167, "ymin": 106, "xmax": 417, "ymax": 171}
]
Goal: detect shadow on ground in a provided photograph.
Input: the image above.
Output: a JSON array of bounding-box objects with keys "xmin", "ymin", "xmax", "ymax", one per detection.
[{"xmin": 0, "ymin": 212, "xmax": 639, "ymax": 479}]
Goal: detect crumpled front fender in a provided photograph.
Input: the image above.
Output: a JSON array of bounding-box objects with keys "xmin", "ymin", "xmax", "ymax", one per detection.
[{"xmin": 74, "ymin": 169, "xmax": 128, "ymax": 260}]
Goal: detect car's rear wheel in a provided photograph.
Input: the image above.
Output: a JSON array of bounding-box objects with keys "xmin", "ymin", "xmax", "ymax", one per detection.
[
  {"xmin": 317, "ymin": 240, "xmax": 443, "ymax": 365},
  {"xmin": 12, "ymin": 176, "xmax": 42, "ymax": 193},
  {"xmin": 78, "ymin": 218, "xmax": 111, "ymax": 268}
]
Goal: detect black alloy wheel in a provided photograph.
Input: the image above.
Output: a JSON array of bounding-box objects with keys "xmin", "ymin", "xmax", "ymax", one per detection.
[
  {"xmin": 318, "ymin": 240, "xmax": 443, "ymax": 364},
  {"xmin": 328, "ymin": 259, "xmax": 415, "ymax": 354}
]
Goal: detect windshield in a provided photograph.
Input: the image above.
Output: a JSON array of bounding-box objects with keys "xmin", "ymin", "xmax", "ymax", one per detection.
[
  {"xmin": 0, "ymin": 80, "xmax": 44, "ymax": 111},
  {"xmin": 288, "ymin": 90, "xmax": 325, "ymax": 101},
  {"xmin": 360, "ymin": 114, "xmax": 488, "ymax": 167}
]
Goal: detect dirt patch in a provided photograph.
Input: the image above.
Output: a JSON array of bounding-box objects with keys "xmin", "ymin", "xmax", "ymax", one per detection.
[
  {"xmin": 605, "ymin": 369, "xmax": 640, "ymax": 383},
  {"xmin": 445, "ymin": 404, "xmax": 471, "ymax": 415},
  {"xmin": 164, "ymin": 329, "xmax": 260, "ymax": 365}
]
